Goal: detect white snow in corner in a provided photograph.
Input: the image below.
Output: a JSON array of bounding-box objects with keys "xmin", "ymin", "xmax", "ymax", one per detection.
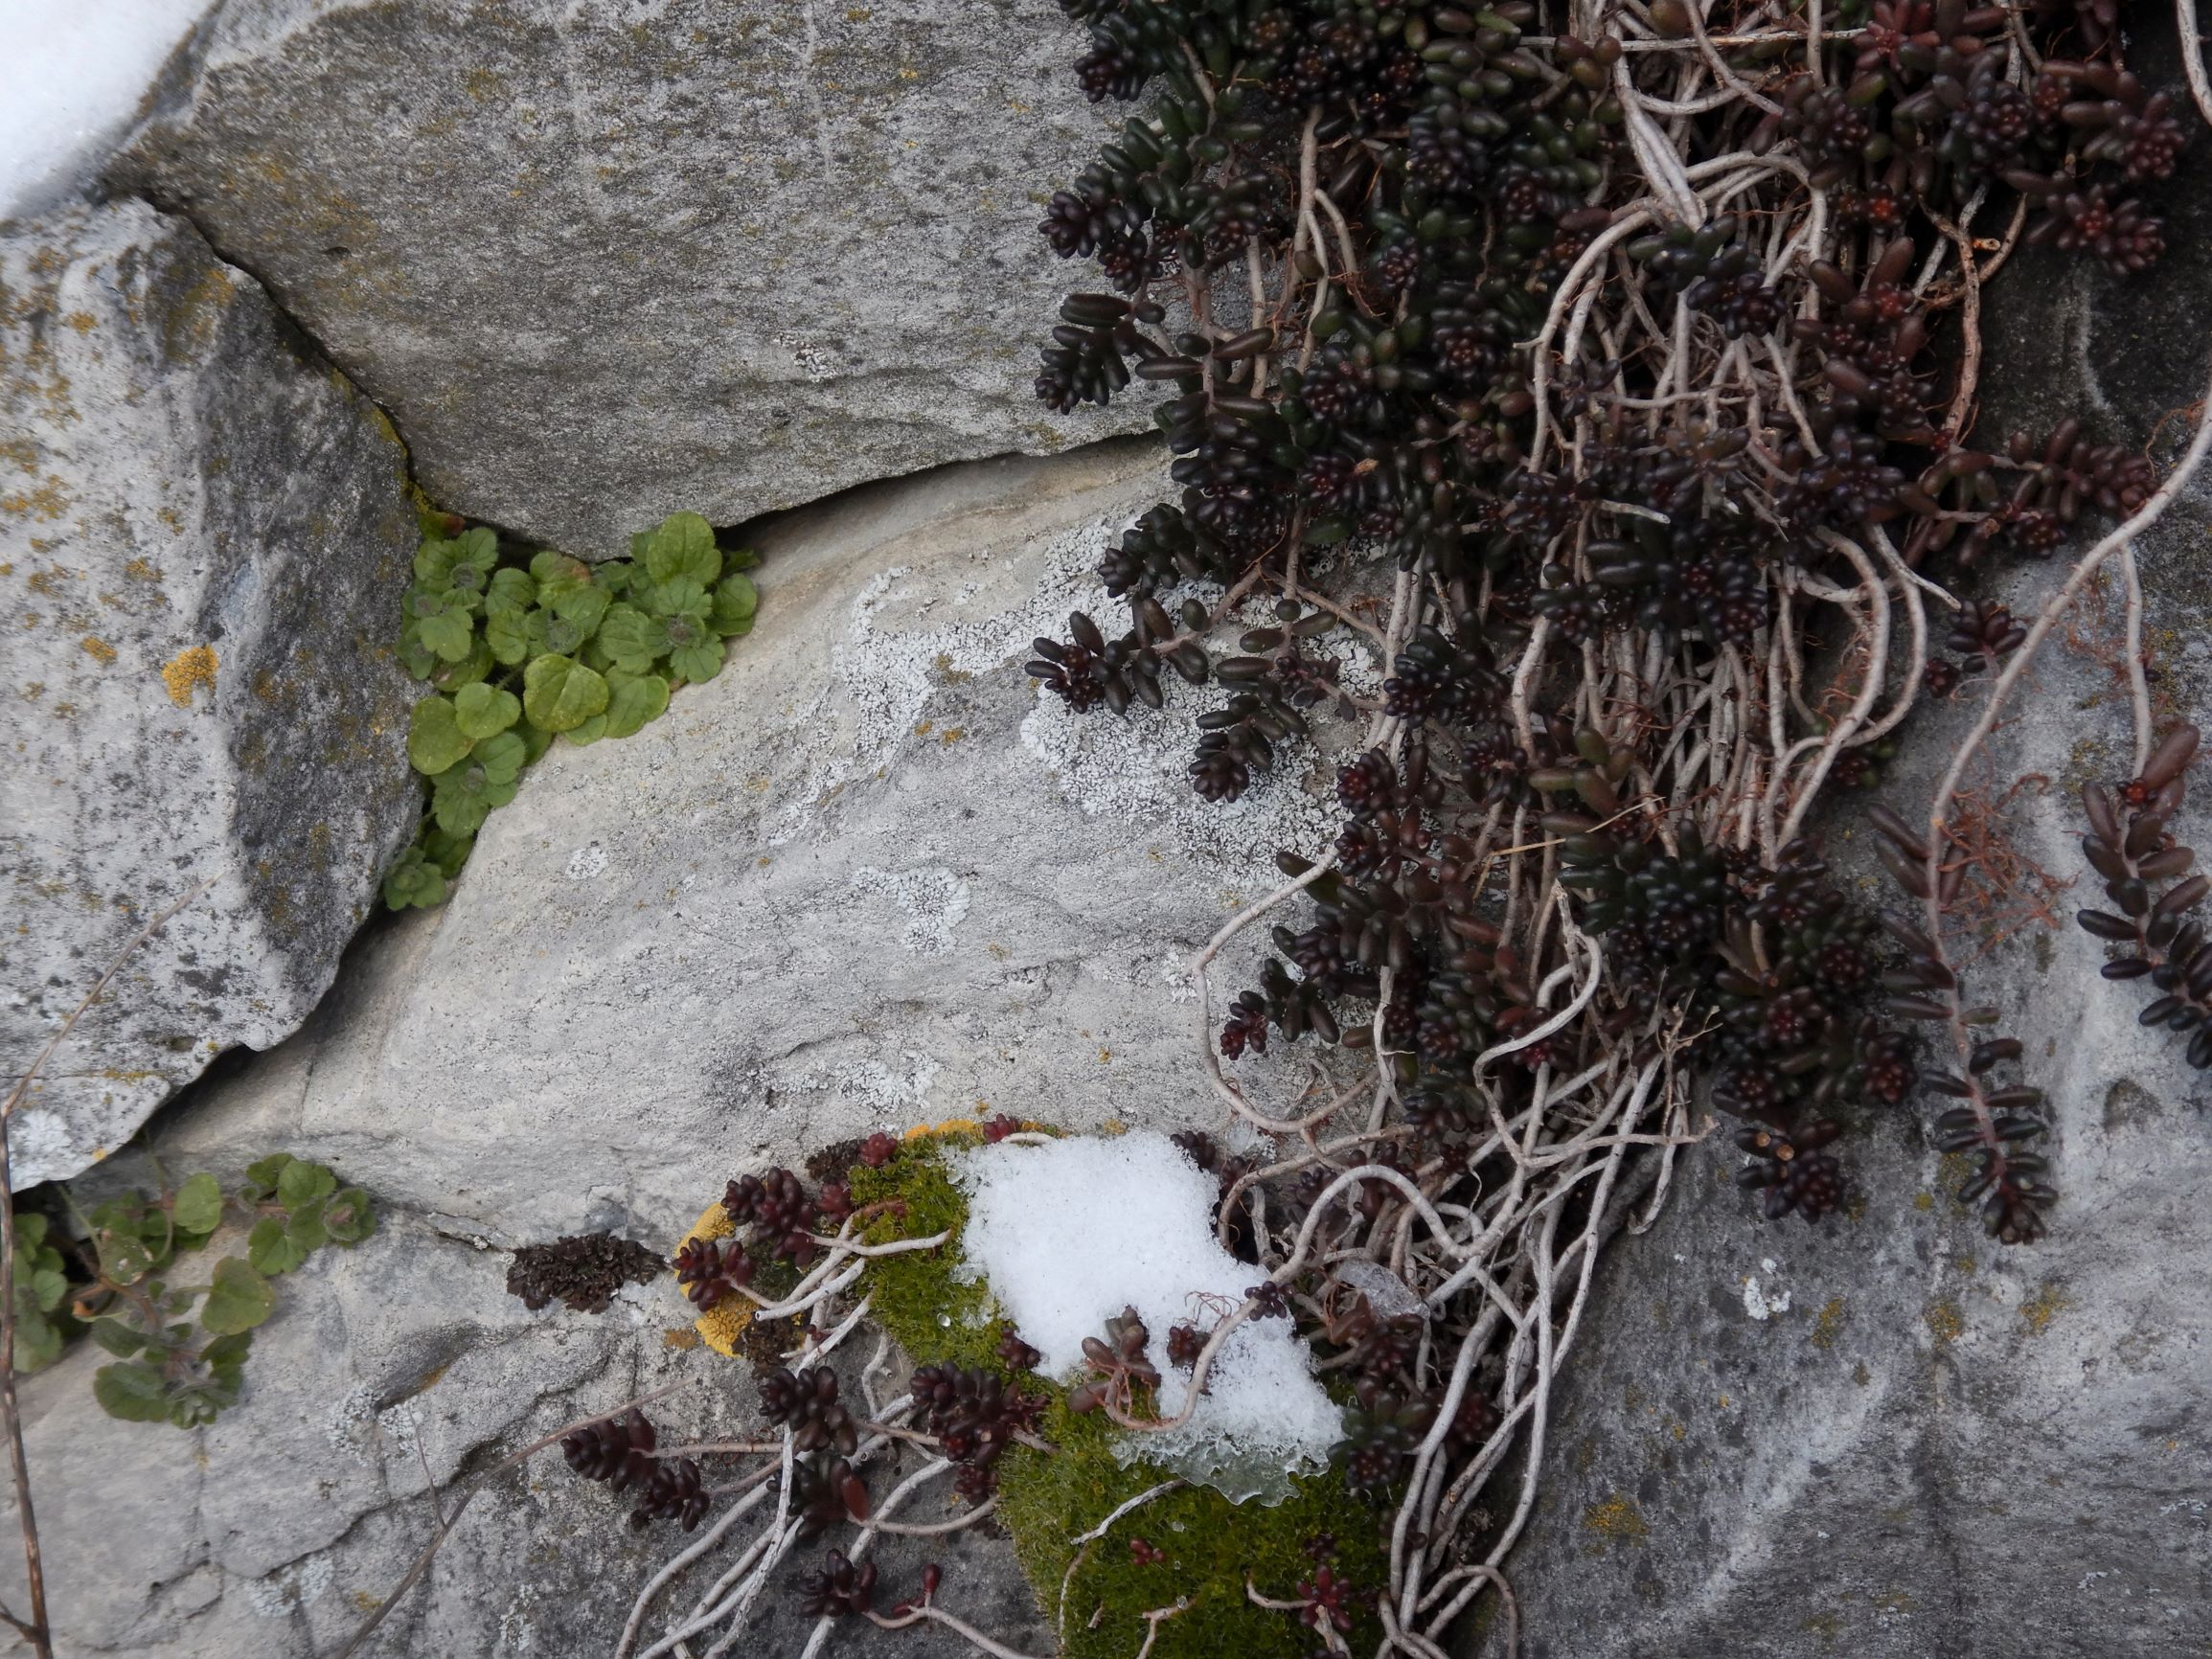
[
  {"xmin": 0, "ymin": 0, "xmax": 211, "ymax": 218},
  {"xmin": 1741, "ymin": 1257, "xmax": 1792, "ymax": 1321},
  {"xmin": 953, "ymin": 1130, "xmax": 1342, "ymax": 1503}
]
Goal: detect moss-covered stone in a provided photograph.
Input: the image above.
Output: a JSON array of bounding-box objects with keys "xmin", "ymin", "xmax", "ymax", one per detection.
[{"xmin": 847, "ymin": 1132, "xmax": 1381, "ymax": 1659}]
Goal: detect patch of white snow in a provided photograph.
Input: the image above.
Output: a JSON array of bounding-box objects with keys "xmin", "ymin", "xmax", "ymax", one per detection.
[
  {"xmin": 0, "ymin": 0, "xmax": 211, "ymax": 219},
  {"xmin": 953, "ymin": 1130, "xmax": 1342, "ymax": 1503}
]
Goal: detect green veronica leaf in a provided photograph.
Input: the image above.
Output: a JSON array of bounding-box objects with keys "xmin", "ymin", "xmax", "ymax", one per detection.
[
  {"xmin": 564, "ymin": 713, "xmax": 609, "ymax": 747},
  {"xmin": 516, "ymin": 719, "xmax": 556, "ymax": 764},
  {"xmin": 398, "ymin": 625, "xmax": 440, "ymax": 682},
  {"xmin": 93, "ymin": 1359, "xmax": 171, "ymax": 1422},
  {"xmin": 531, "ymin": 550, "xmax": 594, "ymax": 610},
  {"xmin": 523, "ymin": 654, "xmax": 609, "ymax": 734},
  {"xmin": 710, "ymin": 573, "xmax": 759, "ymax": 636},
  {"xmin": 382, "ymin": 846, "xmax": 448, "ymax": 912},
  {"xmin": 595, "ymin": 561, "xmax": 636, "ymax": 599},
  {"xmin": 247, "ymin": 1216, "xmax": 311, "ymax": 1276},
  {"xmin": 277, "ymin": 1160, "xmax": 338, "ymax": 1212},
  {"xmin": 322, "ymin": 1188, "xmax": 376, "ymax": 1246},
  {"xmin": 644, "ymin": 511, "xmax": 721, "ymax": 587},
  {"xmin": 596, "ymin": 602, "xmax": 666, "ymax": 674},
  {"xmin": 424, "ymin": 825, "xmax": 475, "ymax": 877},
  {"xmin": 451, "ymin": 526, "xmax": 498, "ymax": 577},
  {"xmin": 170, "ymin": 1335, "xmax": 250, "ymax": 1426},
  {"xmin": 431, "ymin": 738, "xmax": 524, "ymax": 834},
  {"xmin": 416, "ymin": 592, "xmax": 478, "ymax": 662},
  {"xmin": 486, "ymin": 606, "xmax": 532, "ymax": 667},
  {"xmin": 88, "ymin": 1317, "xmax": 148, "ymax": 1359},
  {"xmin": 604, "ymin": 671, "xmax": 671, "ymax": 739},
  {"xmin": 526, "ymin": 607, "xmax": 590, "ymax": 659},
  {"xmin": 429, "ymin": 633, "xmax": 494, "ymax": 692},
  {"xmin": 13, "ymin": 1309, "xmax": 63, "ymax": 1373},
  {"xmin": 95, "ymin": 1229, "xmax": 155, "ymax": 1288},
  {"xmin": 285, "ymin": 1201, "xmax": 330, "ymax": 1257},
  {"xmin": 486, "ymin": 565, "xmax": 536, "ymax": 620},
  {"xmin": 722, "ymin": 546, "xmax": 761, "ymax": 572},
  {"xmin": 201, "ymin": 1258, "xmax": 276, "ymax": 1335},
  {"xmin": 172, "ymin": 1173, "xmax": 224, "ymax": 1236},
  {"xmin": 12, "ymin": 1213, "xmax": 46, "ymax": 1256},
  {"xmin": 646, "ymin": 576, "xmax": 708, "ymax": 619},
  {"xmin": 662, "ymin": 612, "xmax": 724, "ymax": 684},
  {"xmin": 453, "ymin": 681, "xmax": 521, "ymax": 741},
  {"xmin": 407, "ymin": 694, "xmax": 475, "ymax": 776},
  {"xmin": 553, "ymin": 581, "xmax": 611, "ymax": 636},
  {"xmin": 242, "ymin": 1153, "xmax": 295, "ymax": 1201}
]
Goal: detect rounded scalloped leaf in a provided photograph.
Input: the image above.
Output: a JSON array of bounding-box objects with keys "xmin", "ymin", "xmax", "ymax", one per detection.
[
  {"xmin": 598, "ymin": 602, "xmax": 667, "ymax": 674},
  {"xmin": 663, "ymin": 614, "xmax": 724, "ymax": 684},
  {"xmin": 172, "ymin": 1172, "xmax": 223, "ymax": 1237},
  {"xmin": 711, "ymin": 573, "xmax": 759, "ymax": 635},
  {"xmin": 523, "ymin": 653, "xmax": 609, "ymax": 733},
  {"xmin": 407, "ymin": 694, "xmax": 474, "ymax": 776},
  {"xmin": 604, "ymin": 670, "xmax": 671, "ymax": 739},
  {"xmin": 530, "ymin": 549, "xmax": 594, "ymax": 610},
  {"xmin": 200, "ymin": 1258, "xmax": 276, "ymax": 1335},
  {"xmin": 645, "ymin": 511, "xmax": 722, "ymax": 588},
  {"xmin": 453, "ymin": 681, "xmax": 522, "ymax": 740}
]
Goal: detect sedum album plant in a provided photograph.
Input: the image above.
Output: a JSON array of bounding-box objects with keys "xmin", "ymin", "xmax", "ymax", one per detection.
[{"xmin": 382, "ymin": 510, "xmax": 761, "ymax": 909}]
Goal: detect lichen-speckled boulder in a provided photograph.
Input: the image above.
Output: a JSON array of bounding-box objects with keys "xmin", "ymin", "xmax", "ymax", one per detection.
[
  {"xmin": 115, "ymin": 0, "xmax": 1146, "ymax": 558},
  {"xmin": 122, "ymin": 437, "xmax": 1368, "ymax": 1239},
  {"xmin": 0, "ymin": 199, "xmax": 419, "ymax": 1187}
]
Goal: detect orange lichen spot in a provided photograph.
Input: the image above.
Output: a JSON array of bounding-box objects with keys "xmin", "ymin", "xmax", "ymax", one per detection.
[
  {"xmin": 162, "ymin": 645, "xmax": 217, "ymax": 708},
  {"xmin": 63, "ymin": 311, "xmax": 96, "ymax": 333},
  {"xmin": 124, "ymin": 557, "xmax": 160, "ymax": 581},
  {"xmin": 80, "ymin": 636, "xmax": 116, "ymax": 667},
  {"xmin": 1583, "ymin": 1494, "xmax": 1649, "ymax": 1541},
  {"xmin": 676, "ymin": 1201, "xmax": 751, "ymax": 1357}
]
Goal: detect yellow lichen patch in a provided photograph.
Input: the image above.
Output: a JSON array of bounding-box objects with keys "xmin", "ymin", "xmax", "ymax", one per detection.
[
  {"xmin": 63, "ymin": 311, "xmax": 95, "ymax": 333},
  {"xmin": 1811, "ymin": 1296, "xmax": 1847, "ymax": 1351},
  {"xmin": 161, "ymin": 644, "xmax": 217, "ymax": 708},
  {"xmin": 1582, "ymin": 1493, "xmax": 1649, "ymax": 1542},
  {"xmin": 79, "ymin": 636, "xmax": 115, "ymax": 667},
  {"xmin": 2019, "ymin": 1282, "xmax": 2073, "ymax": 1336},
  {"xmin": 124, "ymin": 557, "xmax": 160, "ymax": 581},
  {"xmin": 1923, "ymin": 1299, "xmax": 1965, "ymax": 1345},
  {"xmin": 675, "ymin": 1200, "xmax": 751, "ymax": 1356}
]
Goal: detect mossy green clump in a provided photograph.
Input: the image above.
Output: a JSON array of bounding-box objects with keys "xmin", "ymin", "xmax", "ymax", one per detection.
[
  {"xmin": 848, "ymin": 1133, "xmax": 1383, "ymax": 1659},
  {"xmin": 847, "ymin": 1130, "xmax": 1004, "ymax": 1371}
]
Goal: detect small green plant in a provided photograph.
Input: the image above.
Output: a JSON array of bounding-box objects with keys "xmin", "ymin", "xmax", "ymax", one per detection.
[
  {"xmin": 383, "ymin": 508, "xmax": 760, "ymax": 909},
  {"xmin": 10, "ymin": 1214, "xmax": 75, "ymax": 1375},
  {"xmin": 19, "ymin": 1154, "xmax": 375, "ymax": 1427}
]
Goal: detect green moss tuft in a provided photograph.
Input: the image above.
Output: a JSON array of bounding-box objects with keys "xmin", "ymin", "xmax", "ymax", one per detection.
[
  {"xmin": 849, "ymin": 1135, "xmax": 1381, "ymax": 1659},
  {"xmin": 847, "ymin": 1133, "xmax": 1004, "ymax": 1371},
  {"xmin": 998, "ymin": 1399, "xmax": 1383, "ymax": 1659}
]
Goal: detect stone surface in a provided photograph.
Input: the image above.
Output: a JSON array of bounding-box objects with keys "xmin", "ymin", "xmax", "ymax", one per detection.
[
  {"xmin": 0, "ymin": 1210, "xmax": 1047, "ymax": 1658},
  {"xmin": 0, "ymin": 198, "xmax": 421, "ymax": 1187},
  {"xmin": 115, "ymin": 0, "xmax": 1149, "ymax": 559},
  {"xmin": 120, "ymin": 435, "xmax": 1370, "ymax": 1242}
]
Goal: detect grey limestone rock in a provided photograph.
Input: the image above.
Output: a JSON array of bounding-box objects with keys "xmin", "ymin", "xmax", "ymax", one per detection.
[
  {"xmin": 0, "ymin": 198, "xmax": 421, "ymax": 1188},
  {"xmin": 116, "ymin": 0, "xmax": 1150, "ymax": 559},
  {"xmin": 122, "ymin": 436, "xmax": 1370, "ymax": 1241}
]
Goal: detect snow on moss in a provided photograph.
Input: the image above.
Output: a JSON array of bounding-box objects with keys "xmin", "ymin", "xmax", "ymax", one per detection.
[{"xmin": 952, "ymin": 1128, "xmax": 1342, "ymax": 1502}]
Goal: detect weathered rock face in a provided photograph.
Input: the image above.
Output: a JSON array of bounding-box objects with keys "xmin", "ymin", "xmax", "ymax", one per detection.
[
  {"xmin": 116, "ymin": 0, "xmax": 1147, "ymax": 559},
  {"xmin": 0, "ymin": 199, "xmax": 421, "ymax": 1188},
  {"xmin": 122, "ymin": 436, "xmax": 1365, "ymax": 1242},
  {"xmin": 15, "ymin": 435, "xmax": 1361, "ymax": 1657}
]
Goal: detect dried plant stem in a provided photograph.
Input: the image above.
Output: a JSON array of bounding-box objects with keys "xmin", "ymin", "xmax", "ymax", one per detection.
[{"xmin": 0, "ymin": 875, "xmax": 212, "ymax": 1659}]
